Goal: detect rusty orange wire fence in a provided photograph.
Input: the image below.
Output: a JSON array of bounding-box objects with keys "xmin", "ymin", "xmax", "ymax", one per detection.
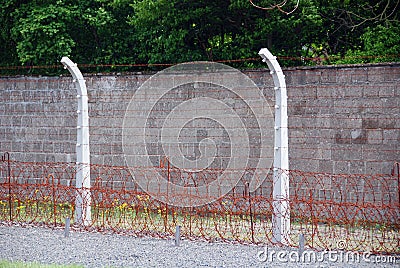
[{"xmin": 1, "ymin": 159, "xmax": 398, "ymax": 254}]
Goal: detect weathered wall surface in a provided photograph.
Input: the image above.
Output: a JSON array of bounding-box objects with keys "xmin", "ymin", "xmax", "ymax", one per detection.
[{"xmin": 1, "ymin": 63, "xmax": 399, "ymax": 175}]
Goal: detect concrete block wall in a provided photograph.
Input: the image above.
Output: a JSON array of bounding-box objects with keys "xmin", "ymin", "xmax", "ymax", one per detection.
[
  {"xmin": 0, "ymin": 77, "xmax": 77, "ymax": 163},
  {"xmin": 283, "ymin": 64, "xmax": 399, "ymax": 174},
  {"xmin": 1, "ymin": 63, "xmax": 399, "ymax": 177}
]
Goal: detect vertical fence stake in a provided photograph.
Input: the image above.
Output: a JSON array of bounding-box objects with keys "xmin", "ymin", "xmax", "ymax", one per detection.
[
  {"xmin": 392, "ymin": 162, "xmax": 400, "ymax": 208},
  {"xmin": 61, "ymin": 57, "xmax": 91, "ymax": 226},
  {"xmin": 259, "ymin": 48, "xmax": 290, "ymax": 245},
  {"xmin": 299, "ymin": 233, "xmax": 305, "ymax": 256},
  {"xmin": 246, "ymin": 182, "xmax": 255, "ymax": 243},
  {"xmin": 175, "ymin": 225, "xmax": 181, "ymax": 246},
  {"xmin": 2, "ymin": 152, "xmax": 12, "ymax": 221},
  {"xmin": 65, "ymin": 217, "xmax": 70, "ymax": 237},
  {"xmin": 165, "ymin": 158, "xmax": 170, "ymax": 232},
  {"xmin": 309, "ymin": 190, "xmax": 314, "ymax": 248},
  {"xmin": 49, "ymin": 174, "xmax": 57, "ymax": 226}
]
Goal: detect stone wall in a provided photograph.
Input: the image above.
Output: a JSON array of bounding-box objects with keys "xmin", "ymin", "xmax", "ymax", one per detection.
[{"xmin": 1, "ymin": 63, "xmax": 399, "ymax": 175}]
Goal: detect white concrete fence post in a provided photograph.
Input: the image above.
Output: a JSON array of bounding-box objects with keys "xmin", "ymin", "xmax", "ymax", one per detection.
[
  {"xmin": 61, "ymin": 57, "xmax": 91, "ymax": 226},
  {"xmin": 259, "ymin": 48, "xmax": 290, "ymax": 245}
]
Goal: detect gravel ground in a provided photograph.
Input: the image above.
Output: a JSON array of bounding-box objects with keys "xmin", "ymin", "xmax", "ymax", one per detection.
[{"xmin": 0, "ymin": 224, "xmax": 398, "ymax": 268}]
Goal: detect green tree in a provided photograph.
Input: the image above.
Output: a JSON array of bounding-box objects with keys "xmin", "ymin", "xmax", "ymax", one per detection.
[
  {"xmin": 306, "ymin": 0, "xmax": 400, "ymax": 63},
  {"xmin": 0, "ymin": 0, "xmax": 27, "ymax": 66},
  {"xmin": 336, "ymin": 22, "xmax": 400, "ymax": 64},
  {"xmin": 0, "ymin": 0, "xmax": 399, "ymax": 73},
  {"xmin": 4, "ymin": 0, "xmax": 137, "ymax": 68},
  {"xmin": 129, "ymin": 0, "xmax": 324, "ymax": 67},
  {"xmin": 11, "ymin": 2, "xmax": 77, "ymax": 66}
]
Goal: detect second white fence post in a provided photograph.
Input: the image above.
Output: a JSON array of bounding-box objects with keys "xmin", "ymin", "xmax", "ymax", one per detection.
[
  {"xmin": 61, "ymin": 57, "xmax": 91, "ymax": 226},
  {"xmin": 259, "ymin": 48, "xmax": 290, "ymax": 245}
]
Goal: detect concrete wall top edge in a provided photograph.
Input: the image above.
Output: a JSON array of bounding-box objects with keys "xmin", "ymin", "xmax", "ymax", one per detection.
[{"xmin": 1, "ymin": 62, "xmax": 399, "ymax": 79}]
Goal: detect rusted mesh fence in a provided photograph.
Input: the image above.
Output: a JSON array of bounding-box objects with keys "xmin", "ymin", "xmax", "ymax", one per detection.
[{"xmin": 1, "ymin": 160, "xmax": 398, "ymax": 254}]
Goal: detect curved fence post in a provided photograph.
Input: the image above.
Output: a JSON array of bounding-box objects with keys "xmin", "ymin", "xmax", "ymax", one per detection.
[
  {"xmin": 259, "ymin": 48, "xmax": 290, "ymax": 245},
  {"xmin": 61, "ymin": 57, "xmax": 91, "ymax": 226}
]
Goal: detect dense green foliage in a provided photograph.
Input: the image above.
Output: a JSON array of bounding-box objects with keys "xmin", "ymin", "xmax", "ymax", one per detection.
[{"xmin": 0, "ymin": 0, "xmax": 399, "ymax": 73}]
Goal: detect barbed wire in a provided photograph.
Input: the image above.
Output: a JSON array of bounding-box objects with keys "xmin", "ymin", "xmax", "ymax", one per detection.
[
  {"xmin": 0, "ymin": 54, "xmax": 399, "ymax": 74},
  {"xmin": 0, "ymin": 160, "xmax": 398, "ymax": 253}
]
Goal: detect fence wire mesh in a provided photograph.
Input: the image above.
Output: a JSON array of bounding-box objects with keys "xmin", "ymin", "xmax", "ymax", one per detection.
[{"xmin": 1, "ymin": 160, "xmax": 398, "ymax": 254}]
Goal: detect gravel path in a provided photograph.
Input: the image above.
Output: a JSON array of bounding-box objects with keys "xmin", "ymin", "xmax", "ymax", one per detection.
[{"xmin": 0, "ymin": 224, "xmax": 397, "ymax": 267}]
